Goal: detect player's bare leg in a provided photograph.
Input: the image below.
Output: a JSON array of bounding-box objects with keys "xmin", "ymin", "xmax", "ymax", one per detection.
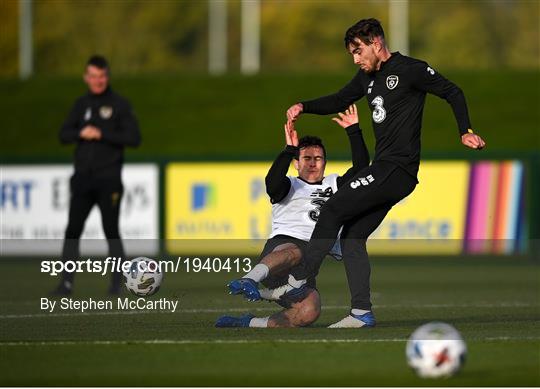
[
  {"xmin": 217, "ymin": 288, "xmax": 321, "ymax": 328},
  {"xmin": 227, "ymin": 243, "xmax": 302, "ymax": 301},
  {"xmin": 267, "ymin": 288, "xmax": 321, "ymax": 328},
  {"xmin": 259, "ymin": 243, "xmax": 302, "ymax": 275},
  {"xmin": 217, "ymin": 243, "xmax": 316, "ymax": 328}
]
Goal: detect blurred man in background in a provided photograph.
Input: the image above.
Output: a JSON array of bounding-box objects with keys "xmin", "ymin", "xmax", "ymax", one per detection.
[
  {"xmin": 283, "ymin": 18, "xmax": 486, "ymax": 328},
  {"xmin": 53, "ymin": 55, "xmax": 141, "ymax": 295}
]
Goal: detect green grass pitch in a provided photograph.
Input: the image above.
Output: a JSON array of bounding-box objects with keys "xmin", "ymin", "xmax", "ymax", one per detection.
[{"xmin": 0, "ymin": 257, "xmax": 538, "ymax": 386}]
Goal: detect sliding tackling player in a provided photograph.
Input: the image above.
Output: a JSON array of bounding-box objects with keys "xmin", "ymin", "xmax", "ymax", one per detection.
[{"xmin": 216, "ymin": 105, "xmax": 369, "ymax": 328}]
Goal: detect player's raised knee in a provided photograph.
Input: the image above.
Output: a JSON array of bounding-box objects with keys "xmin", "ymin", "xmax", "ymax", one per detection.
[
  {"xmin": 292, "ymin": 290, "xmax": 321, "ymax": 326},
  {"xmin": 298, "ymin": 303, "xmax": 321, "ymax": 326}
]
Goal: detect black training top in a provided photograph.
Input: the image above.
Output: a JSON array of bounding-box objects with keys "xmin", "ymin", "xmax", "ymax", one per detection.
[
  {"xmin": 265, "ymin": 123, "xmax": 370, "ymax": 204},
  {"xmin": 59, "ymin": 86, "xmax": 141, "ymax": 179},
  {"xmin": 301, "ymin": 52, "xmax": 472, "ymax": 179}
]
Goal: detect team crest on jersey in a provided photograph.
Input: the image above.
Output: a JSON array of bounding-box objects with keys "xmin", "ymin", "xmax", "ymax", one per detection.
[
  {"xmin": 386, "ymin": 75, "xmax": 399, "ymax": 90},
  {"xmin": 84, "ymin": 107, "xmax": 91, "ymax": 121},
  {"xmin": 99, "ymin": 106, "xmax": 113, "ymax": 119}
]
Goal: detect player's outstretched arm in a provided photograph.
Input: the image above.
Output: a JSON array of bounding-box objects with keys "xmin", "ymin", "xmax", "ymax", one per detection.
[
  {"xmin": 334, "ymin": 105, "xmax": 370, "ymax": 187},
  {"xmin": 298, "ymin": 71, "xmax": 365, "ymax": 116},
  {"xmin": 331, "ymin": 104, "xmax": 359, "ymax": 128},
  {"xmin": 461, "ymin": 131, "xmax": 486, "ymax": 150},
  {"xmin": 265, "ymin": 121, "xmax": 297, "ymax": 203},
  {"xmin": 410, "ymin": 62, "xmax": 485, "ymax": 147},
  {"xmin": 284, "ymin": 120, "xmax": 299, "ymax": 147},
  {"xmin": 286, "ymin": 103, "xmax": 303, "ymax": 122}
]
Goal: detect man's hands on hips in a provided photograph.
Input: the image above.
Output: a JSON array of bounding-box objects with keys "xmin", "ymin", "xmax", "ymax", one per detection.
[
  {"xmin": 461, "ymin": 132, "xmax": 486, "ymax": 150},
  {"xmin": 284, "ymin": 120, "xmax": 299, "ymax": 147},
  {"xmin": 79, "ymin": 125, "xmax": 102, "ymax": 141},
  {"xmin": 286, "ymin": 103, "xmax": 303, "ymax": 122},
  {"xmin": 332, "ymin": 104, "xmax": 359, "ymax": 128}
]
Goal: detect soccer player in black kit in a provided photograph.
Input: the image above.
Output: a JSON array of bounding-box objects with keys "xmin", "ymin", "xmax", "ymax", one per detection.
[
  {"xmin": 279, "ymin": 18, "xmax": 486, "ymax": 327},
  {"xmin": 53, "ymin": 56, "xmax": 141, "ymax": 295}
]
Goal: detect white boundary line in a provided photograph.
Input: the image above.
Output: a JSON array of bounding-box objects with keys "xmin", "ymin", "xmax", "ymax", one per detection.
[
  {"xmin": 1, "ymin": 336, "xmax": 539, "ymax": 347},
  {"xmin": 0, "ymin": 339, "xmax": 405, "ymax": 346},
  {"xmin": 1, "ymin": 302, "xmax": 538, "ymax": 319}
]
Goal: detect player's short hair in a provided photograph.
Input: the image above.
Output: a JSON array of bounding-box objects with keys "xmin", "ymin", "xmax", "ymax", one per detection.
[
  {"xmin": 86, "ymin": 55, "xmax": 109, "ymax": 71},
  {"xmin": 296, "ymin": 136, "xmax": 326, "ymax": 160},
  {"xmin": 344, "ymin": 18, "xmax": 385, "ymax": 47}
]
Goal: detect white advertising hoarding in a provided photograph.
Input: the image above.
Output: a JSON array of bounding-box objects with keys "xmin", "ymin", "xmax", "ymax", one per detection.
[{"xmin": 0, "ymin": 164, "xmax": 159, "ymax": 255}]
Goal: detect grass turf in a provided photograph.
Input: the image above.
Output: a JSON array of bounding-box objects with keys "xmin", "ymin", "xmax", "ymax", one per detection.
[{"xmin": 0, "ymin": 257, "xmax": 538, "ymax": 386}]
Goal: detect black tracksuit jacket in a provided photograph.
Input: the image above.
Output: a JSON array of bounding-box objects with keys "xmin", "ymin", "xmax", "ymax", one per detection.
[{"xmin": 59, "ymin": 86, "xmax": 141, "ymax": 179}]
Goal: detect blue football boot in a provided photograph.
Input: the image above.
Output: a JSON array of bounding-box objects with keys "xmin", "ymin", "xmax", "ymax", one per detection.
[
  {"xmin": 227, "ymin": 278, "xmax": 261, "ymax": 301},
  {"xmin": 215, "ymin": 314, "xmax": 255, "ymax": 328},
  {"xmin": 328, "ymin": 311, "xmax": 376, "ymax": 328}
]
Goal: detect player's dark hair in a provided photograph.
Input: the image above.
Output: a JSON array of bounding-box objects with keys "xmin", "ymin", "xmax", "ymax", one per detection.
[
  {"xmin": 86, "ymin": 55, "xmax": 109, "ymax": 71},
  {"xmin": 344, "ymin": 18, "xmax": 385, "ymax": 47},
  {"xmin": 296, "ymin": 135, "xmax": 326, "ymax": 160}
]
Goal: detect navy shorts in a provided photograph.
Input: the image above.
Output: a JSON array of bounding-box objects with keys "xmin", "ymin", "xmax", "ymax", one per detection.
[{"xmin": 258, "ymin": 235, "xmax": 317, "ymax": 290}]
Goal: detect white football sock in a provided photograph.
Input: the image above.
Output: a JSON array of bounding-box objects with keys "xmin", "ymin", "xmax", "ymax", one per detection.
[
  {"xmin": 259, "ymin": 285, "xmax": 287, "ymax": 301},
  {"xmin": 249, "ymin": 317, "xmax": 269, "ymax": 328},
  {"xmin": 242, "ymin": 264, "xmax": 269, "ymax": 283},
  {"xmin": 351, "ymin": 309, "xmax": 370, "ymax": 316}
]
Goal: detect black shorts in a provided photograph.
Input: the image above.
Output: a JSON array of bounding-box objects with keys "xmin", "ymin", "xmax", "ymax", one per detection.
[{"xmin": 258, "ymin": 235, "xmax": 317, "ymax": 290}]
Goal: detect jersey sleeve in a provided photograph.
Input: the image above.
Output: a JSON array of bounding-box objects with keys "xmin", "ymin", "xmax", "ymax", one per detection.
[
  {"xmin": 337, "ymin": 123, "xmax": 370, "ymax": 188},
  {"xmin": 410, "ymin": 61, "xmax": 472, "ymax": 136},
  {"xmin": 301, "ymin": 70, "xmax": 365, "ymax": 115},
  {"xmin": 265, "ymin": 145, "xmax": 296, "ymax": 204}
]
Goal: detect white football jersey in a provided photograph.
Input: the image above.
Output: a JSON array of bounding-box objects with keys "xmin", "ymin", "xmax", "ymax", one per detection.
[{"xmin": 270, "ymin": 174, "xmax": 341, "ymax": 257}]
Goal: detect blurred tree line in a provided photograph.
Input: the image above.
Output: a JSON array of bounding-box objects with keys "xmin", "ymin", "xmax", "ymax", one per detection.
[{"xmin": 0, "ymin": 0, "xmax": 538, "ymax": 76}]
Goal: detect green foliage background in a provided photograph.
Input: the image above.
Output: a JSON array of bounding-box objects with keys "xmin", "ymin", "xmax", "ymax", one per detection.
[
  {"xmin": 0, "ymin": 1, "xmax": 538, "ymax": 158},
  {"xmin": 1, "ymin": 0, "xmax": 538, "ymax": 76}
]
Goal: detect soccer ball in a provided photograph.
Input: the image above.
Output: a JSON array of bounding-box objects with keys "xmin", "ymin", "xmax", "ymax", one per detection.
[
  {"xmin": 123, "ymin": 257, "xmax": 163, "ymax": 296},
  {"xmin": 406, "ymin": 322, "xmax": 467, "ymax": 378}
]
